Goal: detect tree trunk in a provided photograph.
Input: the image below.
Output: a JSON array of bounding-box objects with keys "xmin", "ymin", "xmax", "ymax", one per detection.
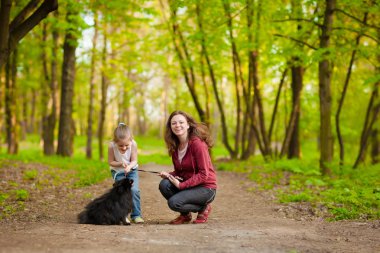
[
  {"xmin": 5, "ymin": 47, "xmax": 18, "ymax": 154},
  {"xmin": 318, "ymin": 0, "xmax": 335, "ymax": 175},
  {"xmin": 251, "ymin": 0, "xmax": 270, "ymax": 157},
  {"xmin": 166, "ymin": 1, "xmax": 206, "ymax": 123},
  {"xmin": 268, "ymin": 68, "xmax": 288, "ymax": 143},
  {"xmin": 353, "ymin": 84, "xmax": 380, "ymax": 168},
  {"xmin": 57, "ymin": 5, "xmax": 78, "ymax": 157},
  {"xmin": 223, "ymin": 0, "xmax": 244, "ymax": 156},
  {"xmin": 371, "ymin": 129, "xmax": 380, "ymax": 164},
  {"xmin": 287, "ymin": 61, "xmax": 303, "ymax": 158},
  {"xmin": 241, "ymin": 0, "xmax": 257, "ymax": 160},
  {"xmin": 41, "ymin": 20, "xmax": 57, "ymax": 155},
  {"xmin": 336, "ymin": 13, "xmax": 368, "ymax": 166},
  {"xmin": 86, "ymin": 11, "xmax": 98, "ymax": 159},
  {"xmin": 195, "ymin": 0, "xmax": 236, "ymax": 158},
  {"xmin": 98, "ymin": 27, "xmax": 108, "ymax": 161}
]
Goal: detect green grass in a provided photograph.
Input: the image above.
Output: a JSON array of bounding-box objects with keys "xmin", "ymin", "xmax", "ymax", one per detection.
[
  {"xmin": 3, "ymin": 134, "xmax": 378, "ymax": 221},
  {"xmin": 215, "ymin": 157, "xmax": 380, "ymax": 221}
]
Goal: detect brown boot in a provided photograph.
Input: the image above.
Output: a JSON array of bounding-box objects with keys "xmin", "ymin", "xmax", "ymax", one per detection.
[
  {"xmin": 169, "ymin": 213, "xmax": 192, "ymax": 225},
  {"xmin": 193, "ymin": 204, "xmax": 212, "ymax": 224}
]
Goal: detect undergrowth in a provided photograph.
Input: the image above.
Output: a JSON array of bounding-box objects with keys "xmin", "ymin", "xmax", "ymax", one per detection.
[{"xmin": 216, "ymin": 158, "xmax": 380, "ymax": 221}]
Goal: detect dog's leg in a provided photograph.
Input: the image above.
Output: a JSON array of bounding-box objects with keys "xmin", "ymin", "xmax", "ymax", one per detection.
[{"xmin": 122, "ymin": 216, "xmax": 131, "ymax": 225}]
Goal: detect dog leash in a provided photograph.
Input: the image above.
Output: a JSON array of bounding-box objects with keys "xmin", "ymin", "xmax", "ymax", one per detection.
[{"xmin": 136, "ymin": 169, "xmax": 160, "ymax": 174}]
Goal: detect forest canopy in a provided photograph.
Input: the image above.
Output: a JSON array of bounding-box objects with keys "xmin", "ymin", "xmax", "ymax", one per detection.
[{"xmin": 0, "ymin": 0, "xmax": 379, "ymax": 175}]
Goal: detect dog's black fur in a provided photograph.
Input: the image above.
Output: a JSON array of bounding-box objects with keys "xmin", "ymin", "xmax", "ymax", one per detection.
[{"xmin": 78, "ymin": 178, "xmax": 133, "ymax": 225}]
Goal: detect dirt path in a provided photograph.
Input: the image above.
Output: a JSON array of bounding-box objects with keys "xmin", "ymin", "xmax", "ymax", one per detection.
[{"xmin": 0, "ymin": 163, "xmax": 379, "ymax": 253}]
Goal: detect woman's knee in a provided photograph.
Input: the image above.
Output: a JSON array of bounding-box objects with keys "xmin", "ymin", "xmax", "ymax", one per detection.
[
  {"xmin": 159, "ymin": 179, "xmax": 170, "ymax": 193},
  {"xmin": 168, "ymin": 197, "xmax": 182, "ymax": 211}
]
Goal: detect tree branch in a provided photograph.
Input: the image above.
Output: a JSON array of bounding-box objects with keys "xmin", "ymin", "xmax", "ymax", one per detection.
[
  {"xmin": 332, "ymin": 26, "xmax": 379, "ymax": 43},
  {"xmin": 272, "ymin": 18, "xmax": 323, "ymax": 28},
  {"xmin": 273, "ymin": 33, "xmax": 317, "ymax": 50},
  {"xmin": 334, "ymin": 8, "xmax": 380, "ymax": 30},
  {"xmin": 9, "ymin": 0, "xmax": 57, "ymax": 49},
  {"xmin": 9, "ymin": 0, "xmax": 42, "ymax": 31}
]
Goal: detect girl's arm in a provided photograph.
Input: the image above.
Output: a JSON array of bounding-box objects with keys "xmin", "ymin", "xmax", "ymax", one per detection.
[
  {"xmin": 108, "ymin": 143, "xmax": 124, "ymax": 168},
  {"xmin": 127, "ymin": 140, "xmax": 138, "ymax": 170}
]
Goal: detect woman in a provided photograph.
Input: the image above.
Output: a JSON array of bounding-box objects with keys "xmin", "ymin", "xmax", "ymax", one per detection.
[{"xmin": 158, "ymin": 110, "xmax": 217, "ymax": 224}]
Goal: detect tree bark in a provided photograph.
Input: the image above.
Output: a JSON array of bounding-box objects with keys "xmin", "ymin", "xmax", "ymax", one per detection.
[
  {"xmin": 5, "ymin": 47, "xmax": 18, "ymax": 154},
  {"xmin": 195, "ymin": 0, "xmax": 236, "ymax": 158},
  {"xmin": 98, "ymin": 26, "xmax": 109, "ymax": 161},
  {"xmin": 336, "ymin": 12, "xmax": 368, "ymax": 167},
  {"xmin": 57, "ymin": 5, "xmax": 78, "ymax": 157},
  {"xmin": 287, "ymin": 61, "xmax": 303, "ymax": 158},
  {"xmin": 371, "ymin": 129, "xmax": 380, "ymax": 164},
  {"xmin": 318, "ymin": 0, "xmax": 335, "ymax": 175},
  {"xmin": 167, "ymin": 1, "xmax": 206, "ymax": 123},
  {"xmin": 86, "ymin": 12, "xmax": 98, "ymax": 159},
  {"xmin": 0, "ymin": 0, "xmax": 58, "ymax": 69},
  {"xmin": 222, "ymin": 0, "xmax": 244, "ymax": 156},
  {"xmin": 353, "ymin": 85, "xmax": 380, "ymax": 168}
]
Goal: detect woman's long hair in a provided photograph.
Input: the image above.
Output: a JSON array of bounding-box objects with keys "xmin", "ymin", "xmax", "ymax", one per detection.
[{"xmin": 164, "ymin": 110, "xmax": 213, "ymax": 156}]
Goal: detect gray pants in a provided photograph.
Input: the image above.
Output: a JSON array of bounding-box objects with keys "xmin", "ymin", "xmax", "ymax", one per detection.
[{"xmin": 159, "ymin": 178, "xmax": 216, "ymax": 215}]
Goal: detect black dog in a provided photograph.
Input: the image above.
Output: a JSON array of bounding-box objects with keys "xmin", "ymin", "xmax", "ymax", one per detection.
[{"xmin": 78, "ymin": 178, "xmax": 133, "ymax": 225}]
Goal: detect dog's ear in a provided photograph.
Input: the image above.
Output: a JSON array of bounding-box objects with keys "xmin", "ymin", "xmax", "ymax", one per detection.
[{"xmin": 129, "ymin": 179, "xmax": 134, "ymax": 185}]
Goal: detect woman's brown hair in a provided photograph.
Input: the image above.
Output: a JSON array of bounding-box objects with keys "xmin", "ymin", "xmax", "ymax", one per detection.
[{"xmin": 164, "ymin": 110, "xmax": 213, "ymax": 156}]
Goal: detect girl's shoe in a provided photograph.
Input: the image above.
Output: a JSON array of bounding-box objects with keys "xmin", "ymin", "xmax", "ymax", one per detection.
[
  {"xmin": 132, "ymin": 217, "xmax": 145, "ymax": 224},
  {"xmin": 169, "ymin": 213, "xmax": 192, "ymax": 225},
  {"xmin": 193, "ymin": 204, "xmax": 212, "ymax": 224}
]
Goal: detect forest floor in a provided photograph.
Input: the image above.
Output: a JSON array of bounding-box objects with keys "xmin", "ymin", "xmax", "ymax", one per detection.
[{"xmin": 0, "ymin": 162, "xmax": 379, "ymax": 253}]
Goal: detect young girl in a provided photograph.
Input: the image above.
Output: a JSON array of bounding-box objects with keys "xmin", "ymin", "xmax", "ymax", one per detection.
[{"xmin": 108, "ymin": 123, "xmax": 144, "ymax": 224}]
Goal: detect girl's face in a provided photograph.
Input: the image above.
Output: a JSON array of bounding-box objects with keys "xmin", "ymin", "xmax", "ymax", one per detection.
[
  {"xmin": 116, "ymin": 138, "xmax": 132, "ymax": 154},
  {"xmin": 170, "ymin": 114, "xmax": 190, "ymax": 138}
]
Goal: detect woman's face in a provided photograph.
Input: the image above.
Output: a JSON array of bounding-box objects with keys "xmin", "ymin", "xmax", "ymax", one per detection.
[{"xmin": 170, "ymin": 114, "xmax": 190, "ymax": 138}]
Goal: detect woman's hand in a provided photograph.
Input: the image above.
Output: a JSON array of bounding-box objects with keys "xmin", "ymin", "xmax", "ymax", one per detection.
[
  {"xmin": 159, "ymin": 171, "xmax": 170, "ymax": 179},
  {"xmin": 168, "ymin": 174, "xmax": 180, "ymax": 189}
]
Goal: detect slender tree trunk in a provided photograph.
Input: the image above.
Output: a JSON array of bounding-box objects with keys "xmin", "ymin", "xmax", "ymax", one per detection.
[
  {"xmin": 57, "ymin": 5, "xmax": 78, "ymax": 157},
  {"xmin": 353, "ymin": 84, "xmax": 380, "ymax": 168},
  {"xmin": 241, "ymin": 0, "xmax": 257, "ymax": 160},
  {"xmin": 371, "ymin": 129, "xmax": 380, "ymax": 164},
  {"xmin": 370, "ymin": 29, "xmax": 380, "ymax": 164},
  {"xmin": 251, "ymin": 0, "xmax": 270, "ymax": 157},
  {"xmin": 98, "ymin": 27, "xmax": 108, "ymax": 161},
  {"xmin": 318, "ymin": 0, "xmax": 335, "ymax": 175},
  {"xmin": 195, "ymin": 0, "xmax": 236, "ymax": 158},
  {"xmin": 287, "ymin": 61, "xmax": 303, "ymax": 158},
  {"xmin": 335, "ymin": 13, "xmax": 368, "ymax": 166},
  {"xmin": 280, "ymin": 63, "xmax": 302, "ymax": 158},
  {"xmin": 268, "ymin": 68, "xmax": 288, "ymax": 143},
  {"xmin": 86, "ymin": 12, "xmax": 98, "ymax": 159},
  {"xmin": 5, "ymin": 48, "xmax": 18, "ymax": 154},
  {"xmin": 0, "ymin": 65, "xmax": 4, "ymax": 150},
  {"xmin": 166, "ymin": 1, "xmax": 206, "ymax": 123},
  {"xmin": 41, "ymin": 21, "xmax": 56, "ymax": 155},
  {"xmin": 29, "ymin": 88, "xmax": 37, "ymax": 133},
  {"xmin": 222, "ymin": 0, "xmax": 244, "ymax": 156}
]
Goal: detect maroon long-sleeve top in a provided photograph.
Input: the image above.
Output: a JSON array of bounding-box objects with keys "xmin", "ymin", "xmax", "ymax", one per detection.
[{"xmin": 169, "ymin": 136, "xmax": 217, "ymax": 190}]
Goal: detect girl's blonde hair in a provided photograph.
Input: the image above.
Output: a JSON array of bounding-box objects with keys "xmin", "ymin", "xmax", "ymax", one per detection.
[{"xmin": 113, "ymin": 123, "xmax": 133, "ymax": 142}]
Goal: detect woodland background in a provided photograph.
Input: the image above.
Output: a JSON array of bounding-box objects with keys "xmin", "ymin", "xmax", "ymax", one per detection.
[{"xmin": 0, "ymin": 0, "xmax": 379, "ymax": 220}]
